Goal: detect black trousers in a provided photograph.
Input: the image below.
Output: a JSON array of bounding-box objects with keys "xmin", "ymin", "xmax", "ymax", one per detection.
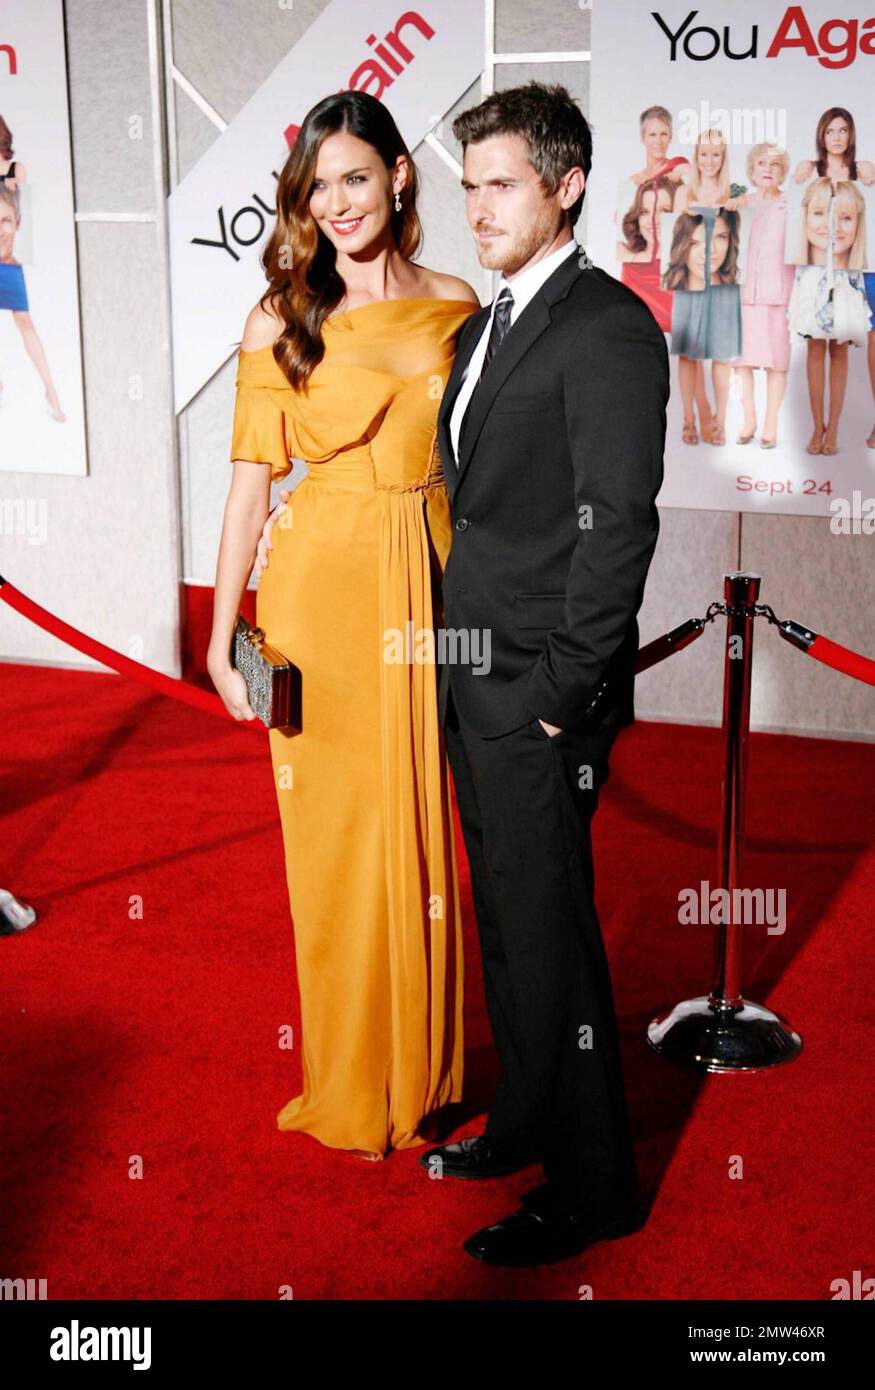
[{"xmin": 443, "ymin": 686, "xmax": 640, "ymax": 1224}]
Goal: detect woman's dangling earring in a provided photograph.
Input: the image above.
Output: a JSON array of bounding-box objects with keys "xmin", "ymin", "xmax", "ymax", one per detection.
[{"xmin": 394, "ymin": 192, "xmax": 402, "ymax": 212}]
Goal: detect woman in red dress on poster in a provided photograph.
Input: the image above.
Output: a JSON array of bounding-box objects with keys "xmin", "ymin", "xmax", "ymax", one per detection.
[
  {"xmin": 619, "ymin": 107, "xmax": 688, "ymax": 331},
  {"xmin": 615, "ymin": 106, "xmax": 715, "ymax": 439}
]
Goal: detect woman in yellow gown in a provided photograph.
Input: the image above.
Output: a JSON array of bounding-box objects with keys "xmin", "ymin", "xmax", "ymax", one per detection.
[{"xmin": 208, "ymin": 91, "xmax": 479, "ymax": 1160}]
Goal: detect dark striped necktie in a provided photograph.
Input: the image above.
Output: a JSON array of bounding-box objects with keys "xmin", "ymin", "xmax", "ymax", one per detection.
[
  {"xmin": 479, "ymin": 285, "xmax": 514, "ymax": 378},
  {"xmin": 458, "ymin": 286, "xmax": 514, "ymax": 453}
]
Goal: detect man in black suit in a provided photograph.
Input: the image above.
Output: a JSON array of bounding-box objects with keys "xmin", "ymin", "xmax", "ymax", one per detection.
[{"xmin": 420, "ymin": 82, "xmax": 670, "ymax": 1266}]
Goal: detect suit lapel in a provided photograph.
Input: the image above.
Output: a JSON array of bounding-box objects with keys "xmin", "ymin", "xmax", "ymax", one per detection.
[{"xmin": 450, "ymin": 249, "xmax": 584, "ymax": 495}]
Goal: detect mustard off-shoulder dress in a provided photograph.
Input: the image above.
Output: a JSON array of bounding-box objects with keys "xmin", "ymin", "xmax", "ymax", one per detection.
[{"xmin": 229, "ymin": 297, "xmax": 479, "ymax": 1158}]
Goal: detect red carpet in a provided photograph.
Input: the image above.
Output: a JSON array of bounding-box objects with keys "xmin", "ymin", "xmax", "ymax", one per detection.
[{"xmin": 1, "ymin": 661, "xmax": 872, "ymax": 1300}]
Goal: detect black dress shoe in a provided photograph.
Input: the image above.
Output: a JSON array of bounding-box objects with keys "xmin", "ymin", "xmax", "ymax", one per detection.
[
  {"xmin": 418, "ymin": 1134, "xmax": 538, "ymax": 1179},
  {"xmin": 463, "ymin": 1202, "xmax": 646, "ymax": 1266}
]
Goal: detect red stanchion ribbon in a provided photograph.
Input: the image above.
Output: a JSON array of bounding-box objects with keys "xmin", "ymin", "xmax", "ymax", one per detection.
[
  {"xmin": 774, "ymin": 619, "xmax": 875, "ymax": 687},
  {"xmin": 635, "ymin": 618, "xmax": 705, "ymax": 674},
  {"xmin": 18, "ymin": 576, "xmax": 861, "ymax": 734},
  {"xmin": 0, "ymin": 574, "xmax": 261, "ymax": 730},
  {"xmin": 809, "ymin": 635, "xmax": 875, "ymax": 685},
  {"xmin": 1, "ymin": 575, "xmax": 712, "ymax": 726}
]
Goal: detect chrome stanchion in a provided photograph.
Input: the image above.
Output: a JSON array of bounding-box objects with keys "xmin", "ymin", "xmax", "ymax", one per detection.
[{"xmin": 648, "ymin": 572, "xmax": 803, "ymax": 1072}]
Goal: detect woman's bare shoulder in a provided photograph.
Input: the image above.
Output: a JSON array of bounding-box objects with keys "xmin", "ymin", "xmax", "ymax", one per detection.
[
  {"xmin": 419, "ymin": 267, "xmax": 481, "ymax": 306},
  {"xmin": 240, "ymin": 296, "xmax": 284, "ymax": 351}
]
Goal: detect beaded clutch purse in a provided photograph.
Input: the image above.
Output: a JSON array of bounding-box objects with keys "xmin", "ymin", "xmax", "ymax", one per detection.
[{"xmin": 230, "ymin": 615, "xmax": 293, "ymax": 729}]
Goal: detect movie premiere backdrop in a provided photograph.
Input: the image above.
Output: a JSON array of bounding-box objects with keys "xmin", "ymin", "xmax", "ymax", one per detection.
[
  {"xmin": 169, "ymin": 0, "xmax": 485, "ymax": 412},
  {"xmin": 0, "ymin": 0, "xmax": 86, "ymax": 476},
  {"xmin": 589, "ymin": 1, "xmax": 875, "ymax": 516}
]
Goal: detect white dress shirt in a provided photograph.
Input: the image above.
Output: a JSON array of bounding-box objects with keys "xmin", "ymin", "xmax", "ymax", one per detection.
[{"xmin": 448, "ymin": 236, "xmax": 580, "ymax": 464}]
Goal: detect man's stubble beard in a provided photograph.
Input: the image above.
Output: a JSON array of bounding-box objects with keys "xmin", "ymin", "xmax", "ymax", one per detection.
[{"xmin": 475, "ymin": 202, "xmax": 563, "ymax": 277}]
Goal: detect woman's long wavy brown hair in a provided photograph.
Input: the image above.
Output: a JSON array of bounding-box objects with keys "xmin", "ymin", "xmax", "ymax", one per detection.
[
  {"xmin": 258, "ymin": 90, "xmax": 422, "ymax": 392},
  {"xmin": 0, "ymin": 115, "xmax": 14, "ymax": 163}
]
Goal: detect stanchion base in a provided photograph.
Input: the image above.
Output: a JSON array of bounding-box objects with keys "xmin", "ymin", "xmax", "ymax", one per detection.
[
  {"xmin": 0, "ymin": 889, "xmax": 38, "ymax": 936},
  {"xmin": 647, "ymin": 995, "xmax": 803, "ymax": 1072}
]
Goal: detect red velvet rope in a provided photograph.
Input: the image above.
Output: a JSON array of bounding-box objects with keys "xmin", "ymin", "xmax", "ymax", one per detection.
[
  {"xmin": 0, "ymin": 577, "xmax": 261, "ymax": 731},
  {"xmin": 4, "ymin": 576, "xmax": 872, "ymax": 735},
  {"xmin": 807, "ymin": 634, "xmax": 875, "ymax": 687},
  {"xmin": 635, "ymin": 619, "xmax": 704, "ymax": 674}
]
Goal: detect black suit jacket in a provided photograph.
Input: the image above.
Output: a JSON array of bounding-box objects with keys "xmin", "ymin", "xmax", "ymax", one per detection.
[{"xmin": 435, "ymin": 247, "xmax": 669, "ymax": 738}]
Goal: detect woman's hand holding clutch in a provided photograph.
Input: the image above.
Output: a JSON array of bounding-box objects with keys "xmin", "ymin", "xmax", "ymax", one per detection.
[{"xmin": 207, "ymin": 657, "xmax": 256, "ymax": 722}]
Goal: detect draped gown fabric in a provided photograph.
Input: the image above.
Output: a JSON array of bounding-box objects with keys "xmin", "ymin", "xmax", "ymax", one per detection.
[{"xmin": 229, "ymin": 297, "xmax": 479, "ymax": 1158}]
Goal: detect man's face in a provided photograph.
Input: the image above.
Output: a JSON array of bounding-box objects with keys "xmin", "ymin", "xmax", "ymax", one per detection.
[{"xmin": 461, "ymin": 133, "xmax": 580, "ymax": 277}]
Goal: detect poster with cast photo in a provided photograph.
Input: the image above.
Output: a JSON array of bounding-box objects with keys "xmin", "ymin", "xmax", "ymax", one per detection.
[
  {"xmin": 0, "ymin": 0, "xmax": 86, "ymax": 475},
  {"xmin": 589, "ymin": 0, "xmax": 875, "ymax": 517}
]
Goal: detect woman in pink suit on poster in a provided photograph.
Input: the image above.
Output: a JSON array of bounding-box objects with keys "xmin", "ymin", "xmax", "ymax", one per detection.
[
  {"xmin": 792, "ymin": 107, "xmax": 875, "ymax": 451},
  {"xmin": 729, "ymin": 145, "xmax": 795, "ymax": 449}
]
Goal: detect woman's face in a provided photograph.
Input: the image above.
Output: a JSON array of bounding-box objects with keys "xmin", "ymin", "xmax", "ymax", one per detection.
[
  {"xmin": 823, "ymin": 118, "xmax": 850, "ymax": 157},
  {"xmin": 0, "ymin": 201, "xmax": 17, "ymax": 259},
  {"xmin": 638, "ymin": 186, "xmax": 672, "ymax": 235},
  {"xmin": 697, "ymin": 139, "xmax": 724, "ymax": 178},
  {"xmin": 833, "ymin": 198, "xmax": 859, "ymax": 257},
  {"xmin": 642, "ymin": 118, "xmax": 671, "ymax": 161},
  {"xmin": 753, "ymin": 153, "xmax": 783, "ymax": 190},
  {"xmin": 806, "ymin": 196, "xmax": 831, "ymax": 250},
  {"xmin": 710, "ymin": 215, "xmax": 730, "ymax": 276},
  {"xmin": 687, "ymin": 221, "xmax": 707, "ymax": 279},
  {"xmin": 308, "ymin": 130, "xmax": 400, "ymax": 256}
]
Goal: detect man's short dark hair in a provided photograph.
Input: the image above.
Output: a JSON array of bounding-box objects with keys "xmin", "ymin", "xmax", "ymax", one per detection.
[{"xmin": 452, "ymin": 81, "xmax": 592, "ymax": 227}]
